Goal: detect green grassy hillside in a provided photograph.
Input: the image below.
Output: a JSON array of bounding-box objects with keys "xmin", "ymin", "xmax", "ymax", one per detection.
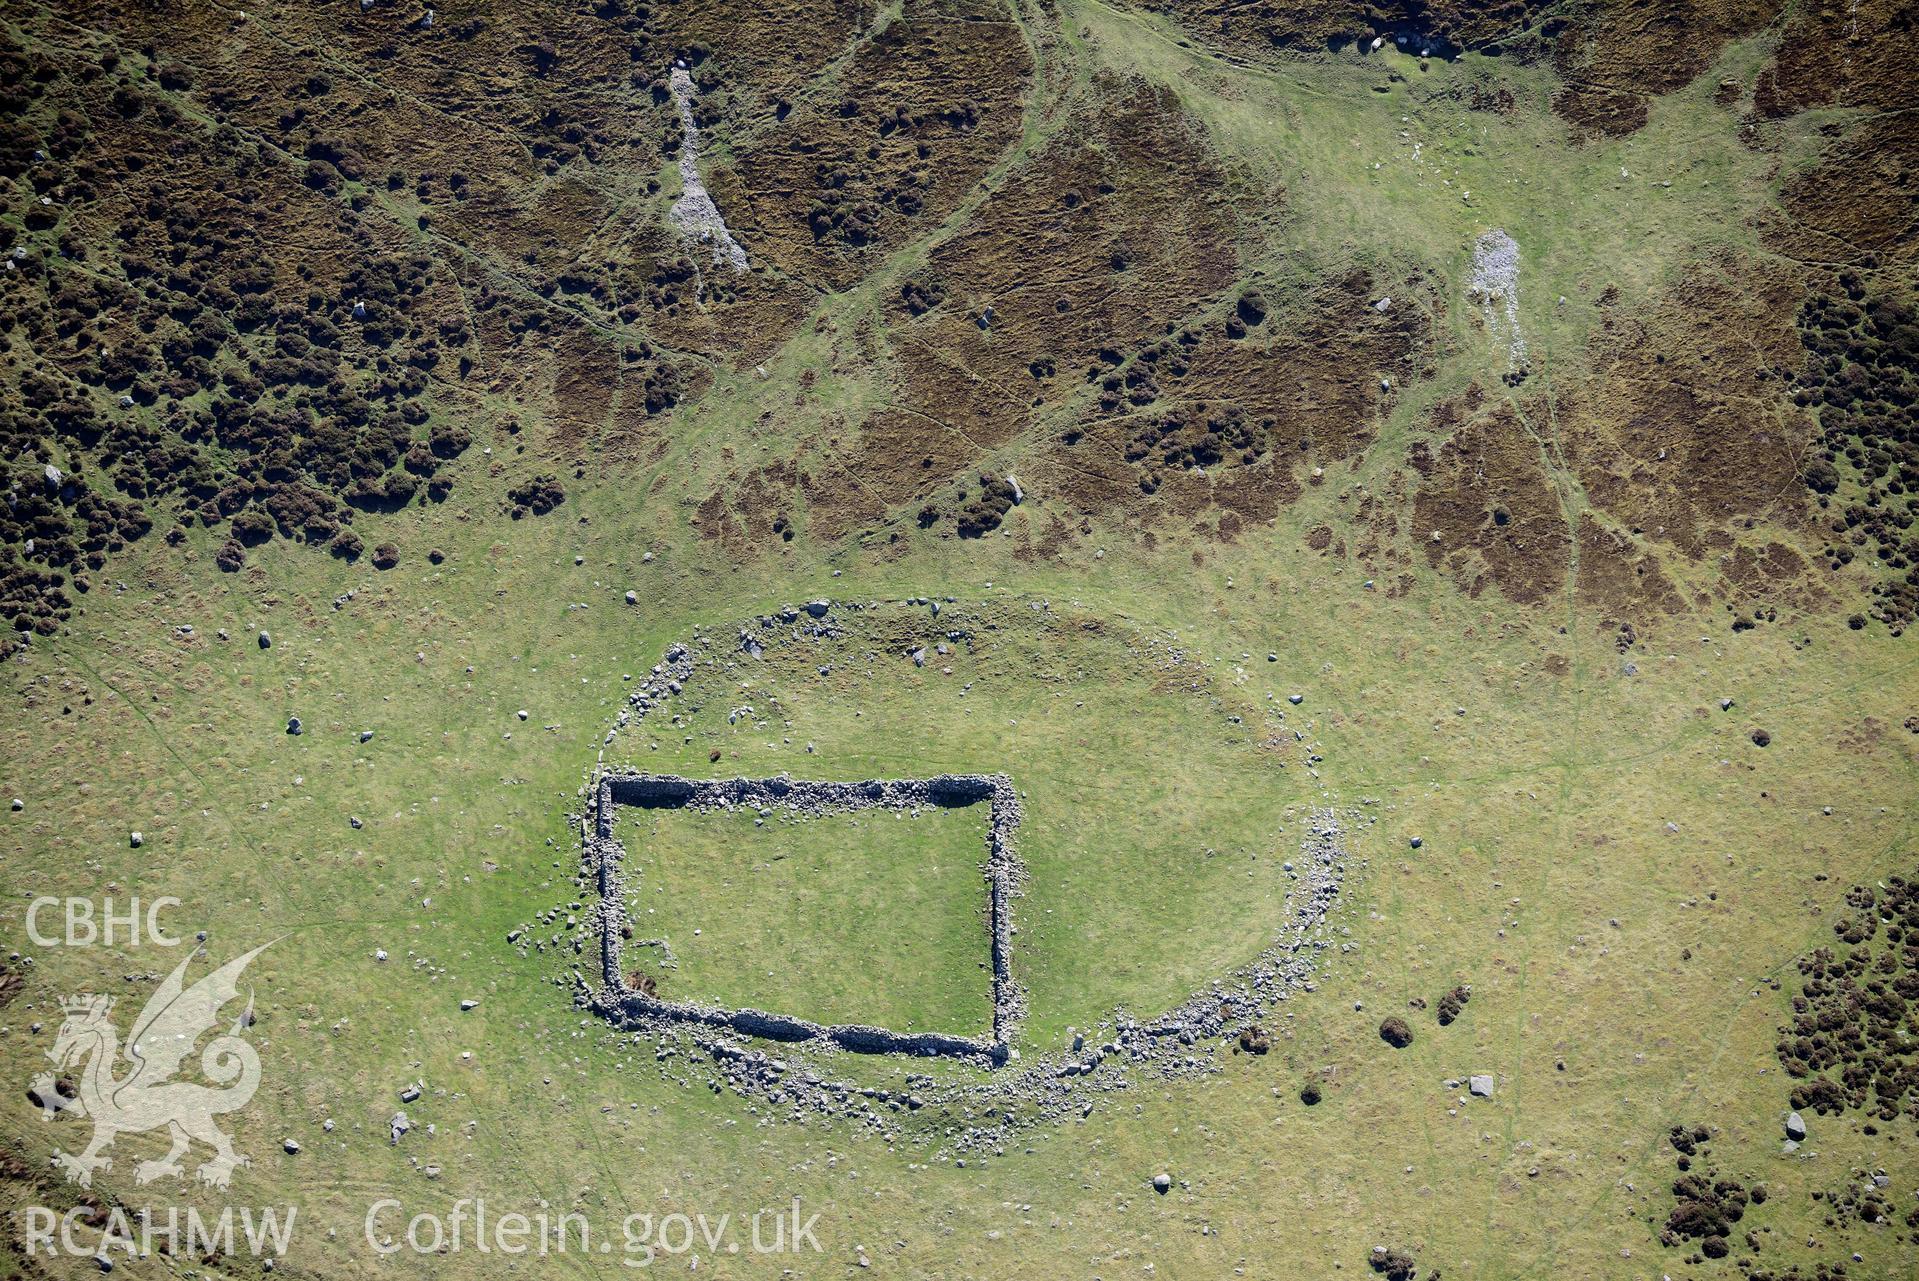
[{"xmin": 1, "ymin": 0, "xmax": 1915, "ymax": 1278}]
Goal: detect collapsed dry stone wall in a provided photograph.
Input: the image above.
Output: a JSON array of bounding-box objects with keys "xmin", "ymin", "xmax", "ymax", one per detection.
[
  {"xmin": 569, "ymin": 598, "xmax": 1352, "ymax": 1117},
  {"xmin": 588, "ymin": 769, "xmax": 1024, "ymax": 1065}
]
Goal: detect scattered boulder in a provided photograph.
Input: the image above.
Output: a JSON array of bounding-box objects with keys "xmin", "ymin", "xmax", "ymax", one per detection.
[
  {"xmin": 287, "ymin": 716, "xmax": 303, "ymax": 735},
  {"xmin": 129, "ymin": 831, "xmax": 143, "ymax": 848},
  {"xmin": 1784, "ymin": 1111, "xmax": 1806, "ymax": 1141},
  {"xmin": 1151, "ymin": 1173, "xmax": 1171, "ymax": 1194},
  {"xmin": 258, "ymin": 630, "xmax": 272, "ymax": 649},
  {"xmin": 1469, "ymin": 1074, "xmax": 1494, "ymax": 1097}
]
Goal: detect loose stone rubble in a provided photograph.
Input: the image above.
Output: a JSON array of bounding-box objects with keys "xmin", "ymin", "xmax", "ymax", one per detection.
[
  {"xmin": 666, "ymin": 66, "xmax": 749, "ymax": 271},
  {"xmin": 1468, "ymin": 228, "xmax": 1526, "ymax": 372}
]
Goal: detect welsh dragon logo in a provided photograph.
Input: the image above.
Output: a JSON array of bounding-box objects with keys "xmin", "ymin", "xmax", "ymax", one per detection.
[{"xmin": 32, "ymin": 944, "xmax": 270, "ymax": 1189}]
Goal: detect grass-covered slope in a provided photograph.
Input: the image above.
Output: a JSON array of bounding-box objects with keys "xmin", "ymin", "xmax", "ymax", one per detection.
[{"xmin": 0, "ymin": 0, "xmax": 1915, "ymax": 1278}]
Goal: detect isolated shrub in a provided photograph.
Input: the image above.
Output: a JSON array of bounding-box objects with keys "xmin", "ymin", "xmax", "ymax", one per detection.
[
  {"xmin": 344, "ymin": 472, "xmax": 418, "ymax": 512},
  {"xmin": 303, "ymin": 159, "xmax": 342, "ymax": 194},
  {"xmin": 371, "ymin": 543, "xmax": 399, "ymax": 570},
  {"xmin": 1367, "ymin": 1246, "xmax": 1417, "ymax": 1280},
  {"xmin": 641, "ymin": 362, "xmax": 683, "ymax": 415},
  {"xmin": 508, "ymin": 474, "xmax": 565, "ymax": 517},
  {"xmin": 1299, "ymin": 1080, "xmax": 1322, "ymax": 1106},
  {"xmin": 329, "ymin": 530, "xmax": 363, "ymax": 561},
  {"xmin": 1378, "ymin": 1016, "xmax": 1414, "ymax": 1049},
  {"xmin": 1665, "ymin": 1171, "xmax": 1748, "ymax": 1247},
  {"xmin": 900, "ymin": 275, "xmax": 946, "ymax": 316},
  {"xmin": 1804, "ymin": 457, "xmax": 1840, "ymax": 494},
  {"xmin": 1666, "ymin": 1197, "xmax": 1728, "ymax": 1241},
  {"xmin": 230, "ymin": 507, "xmax": 274, "ymax": 546},
  {"xmin": 1667, "ymin": 1124, "xmax": 1709, "ymax": 1157},
  {"xmin": 428, "ymin": 421, "xmax": 472, "ymax": 459},
  {"xmin": 1437, "ymin": 984, "xmax": 1471, "ymax": 1026},
  {"xmin": 956, "ymin": 473, "xmax": 1017, "ymax": 538},
  {"xmin": 214, "ymin": 539, "xmax": 245, "ymax": 572}
]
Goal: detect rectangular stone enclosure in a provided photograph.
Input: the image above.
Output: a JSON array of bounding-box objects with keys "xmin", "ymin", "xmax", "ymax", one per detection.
[{"xmin": 587, "ymin": 772, "xmax": 1023, "ymax": 1064}]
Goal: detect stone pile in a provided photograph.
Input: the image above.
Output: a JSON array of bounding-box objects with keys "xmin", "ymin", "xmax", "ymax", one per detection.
[{"xmin": 665, "ymin": 66, "xmax": 749, "ymax": 271}]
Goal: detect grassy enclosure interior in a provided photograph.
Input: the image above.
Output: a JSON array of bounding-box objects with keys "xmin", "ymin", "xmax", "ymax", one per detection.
[{"xmin": 617, "ymin": 801, "xmax": 995, "ymax": 1034}]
